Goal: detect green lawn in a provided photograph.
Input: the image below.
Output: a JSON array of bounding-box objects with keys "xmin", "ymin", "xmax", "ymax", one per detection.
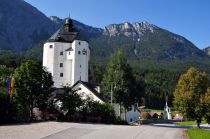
[
  {"xmin": 187, "ymin": 128, "xmax": 210, "ymax": 139},
  {"xmin": 176, "ymin": 121, "xmax": 207, "ymax": 126},
  {"xmin": 145, "ymin": 109, "xmax": 163, "ymax": 112}
]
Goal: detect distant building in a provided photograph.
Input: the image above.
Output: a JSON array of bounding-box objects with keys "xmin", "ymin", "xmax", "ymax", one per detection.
[
  {"xmin": 163, "ymin": 102, "xmax": 172, "ymax": 120},
  {"xmin": 72, "ymin": 80, "xmax": 105, "ymax": 104},
  {"xmin": 173, "ymin": 113, "xmax": 183, "ymax": 121},
  {"xmin": 43, "ymin": 18, "xmax": 89, "ymax": 88},
  {"xmin": 113, "ymin": 103, "xmax": 140, "ymax": 123}
]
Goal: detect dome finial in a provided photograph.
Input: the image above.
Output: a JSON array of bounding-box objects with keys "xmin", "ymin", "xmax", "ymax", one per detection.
[{"xmin": 65, "ymin": 14, "xmax": 73, "ymax": 31}]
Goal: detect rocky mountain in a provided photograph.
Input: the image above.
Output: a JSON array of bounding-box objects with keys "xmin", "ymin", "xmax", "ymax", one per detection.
[
  {"xmin": 49, "ymin": 16, "xmax": 103, "ymax": 38},
  {"xmin": 47, "ymin": 18, "xmax": 207, "ymax": 61},
  {"xmin": 90, "ymin": 21, "xmax": 208, "ymax": 63},
  {"xmin": 0, "ymin": 0, "xmax": 59, "ymax": 51},
  {"xmin": 103, "ymin": 21, "xmax": 157, "ymax": 37},
  {"xmin": 203, "ymin": 46, "xmax": 210, "ymax": 56},
  {"xmin": 0, "ymin": 0, "xmax": 210, "ymax": 72},
  {"xmin": 0, "ymin": 0, "xmax": 101, "ymax": 51}
]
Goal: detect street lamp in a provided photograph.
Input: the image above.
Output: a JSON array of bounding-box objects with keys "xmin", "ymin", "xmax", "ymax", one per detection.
[{"xmin": 110, "ymin": 82, "xmax": 117, "ymax": 105}]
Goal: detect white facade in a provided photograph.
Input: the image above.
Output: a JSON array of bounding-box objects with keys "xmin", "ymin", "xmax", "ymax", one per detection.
[
  {"xmin": 163, "ymin": 102, "xmax": 172, "ymax": 120},
  {"xmin": 43, "ymin": 40, "xmax": 89, "ymax": 88},
  {"xmin": 72, "ymin": 82, "xmax": 104, "ymax": 104},
  {"xmin": 113, "ymin": 103, "xmax": 140, "ymax": 123}
]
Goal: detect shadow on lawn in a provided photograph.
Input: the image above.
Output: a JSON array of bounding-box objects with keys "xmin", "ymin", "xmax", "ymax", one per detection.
[{"xmin": 148, "ymin": 123, "xmax": 210, "ymax": 130}]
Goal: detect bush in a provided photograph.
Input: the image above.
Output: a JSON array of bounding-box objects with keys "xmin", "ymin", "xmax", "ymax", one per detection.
[
  {"xmin": 0, "ymin": 93, "xmax": 17, "ymax": 123},
  {"xmin": 114, "ymin": 117, "xmax": 128, "ymax": 125},
  {"xmin": 141, "ymin": 112, "xmax": 151, "ymax": 120},
  {"xmin": 81, "ymin": 100, "xmax": 116, "ymax": 124},
  {"xmin": 205, "ymin": 116, "xmax": 210, "ymax": 124}
]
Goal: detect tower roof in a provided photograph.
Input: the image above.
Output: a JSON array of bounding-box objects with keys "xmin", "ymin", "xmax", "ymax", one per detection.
[{"xmin": 47, "ymin": 18, "xmax": 87, "ymax": 43}]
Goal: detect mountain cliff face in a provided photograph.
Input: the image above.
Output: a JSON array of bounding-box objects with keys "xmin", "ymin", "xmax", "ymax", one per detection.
[
  {"xmin": 203, "ymin": 46, "xmax": 210, "ymax": 56},
  {"xmin": 103, "ymin": 21, "xmax": 157, "ymax": 37},
  {"xmin": 90, "ymin": 21, "xmax": 207, "ymax": 62}
]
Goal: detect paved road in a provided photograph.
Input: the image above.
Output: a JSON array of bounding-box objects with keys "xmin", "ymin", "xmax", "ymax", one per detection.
[
  {"xmin": 0, "ymin": 122, "xmax": 183, "ymax": 139},
  {"xmin": 42, "ymin": 123, "xmax": 183, "ymax": 139}
]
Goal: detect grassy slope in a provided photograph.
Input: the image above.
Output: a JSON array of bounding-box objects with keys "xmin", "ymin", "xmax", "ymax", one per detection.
[
  {"xmin": 187, "ymin": 128, "xmax": 210, "ymax": 139},
  {"xmin": 177, "ymin": 121, "xmax": 207, "ymax": 126}
]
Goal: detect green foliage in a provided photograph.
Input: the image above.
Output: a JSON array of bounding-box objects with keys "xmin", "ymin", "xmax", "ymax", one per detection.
[
  {"xmin": 141, "ymin": 112, "xmax": 151, "ymax": 120},
  {"xmin": 89, "ymin": 62, "xmax": 104, "ymax": 85},
  {"xmin": 0, "ymin": 65, "xmax": 15, "ymax": 122},
  {"xmin": 55, "ymin": 87, "xmax": 83, "ymax": 115},
  {"xmin": 13, "ymin": 60, "xmax": 53, "ymax": 121},
  {"xmin": 176, "ymin": 121, "xmax": 207, "ymax": 126},
  {"xmin": 187, "ymin": 128, "xmax": 210, "ymax": 139},
  {"xmin": 0, "ymin": 49, "xmax": 24, "ymax": 68},
  {"xmin": 102, "ymin": 50, "xmax": 141, "ymax": 108},
  {"xmin": 203, "ymin": 88, "xmax": 210, "ymax": 124},
  {"xmin": 173, "ymin": 67, "xmax": 210, "ymax": 120},
  {"xmin": 0, "ymin": 92, "xmax": 14, "ymax": 123},
  {"xmin": 82, "ymin": 100, "xmax": 116, "ymax": 124},
  {"xmin": 24, "ymin": 42, "xmax": 44, "ymax": 63},
  {"xmin": 135, "ymin": 68, "xmax": 181, "ymax": 108},
  {"xmin": 0, "ymin": 65, "xmax": 14, "ymax": 91}
]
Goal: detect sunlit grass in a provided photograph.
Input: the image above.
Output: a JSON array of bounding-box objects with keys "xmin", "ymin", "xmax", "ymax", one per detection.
[
  {"xmin": 176, "ymin": 121, "xmax": 207, "ymax": 126},
  {"xmin": 187, "ymin": 128, "xmax": 210, "ymax": 139}
]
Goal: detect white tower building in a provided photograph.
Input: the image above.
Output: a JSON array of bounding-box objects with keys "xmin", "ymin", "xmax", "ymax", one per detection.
[{"xmin": 43, "ymin": 18, "xmax": 90, "ymax": 88}]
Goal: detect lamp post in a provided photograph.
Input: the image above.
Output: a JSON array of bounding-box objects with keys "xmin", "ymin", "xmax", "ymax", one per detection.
[{"xmin": 110, "ymin": 82, "xmax": 116, "ymax": 105}]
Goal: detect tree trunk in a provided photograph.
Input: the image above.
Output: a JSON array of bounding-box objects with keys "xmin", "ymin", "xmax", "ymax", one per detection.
[
  {"xmin": 124, "ymin": 108, "xmax": 127, "ymax": 121},
  {"xmin": 30, "ymin": 103, "xmax": 33, "ymax": 122},
  {"xmin": 119, "ymin": 103, "xmax": 121, "ymax": 119}
]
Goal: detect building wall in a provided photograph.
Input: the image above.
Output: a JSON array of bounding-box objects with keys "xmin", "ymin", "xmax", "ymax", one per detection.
[
  {"xmin": 73, "ymin": 83, "xmax": 104, "ymax": 104},
  {"xmin": 113, "ymin": 103, "xmax": 140, "ymax": 123},
  {"xmin": 43, "ymin": 42, "xmax": 55, "ymax": 75},
  {"xmin": 43, "ymin": 40, "xmax": 89, "ymax": 88},
  {"xmin": 71, "ymin": 40, "xmax": 89, "ymax": 85}
]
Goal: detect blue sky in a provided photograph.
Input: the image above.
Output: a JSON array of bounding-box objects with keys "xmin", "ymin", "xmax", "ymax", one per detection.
[{"xmin": 25, "ymin": 0, "xmax": 210, "ymax": 49}]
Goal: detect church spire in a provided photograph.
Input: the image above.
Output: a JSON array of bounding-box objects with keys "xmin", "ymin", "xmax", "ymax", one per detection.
[{"xmin": 64, "ymin": 16, "xmax": 73, "ymax": 32}]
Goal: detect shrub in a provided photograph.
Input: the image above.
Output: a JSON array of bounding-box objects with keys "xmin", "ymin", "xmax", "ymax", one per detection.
[
  {"xmin": 141, "ymin": 112, "xmax": 151, "ymax": 120},
  {"xmin": 81, "ymin": 100, "xmax": 116, "ymax": 124}
]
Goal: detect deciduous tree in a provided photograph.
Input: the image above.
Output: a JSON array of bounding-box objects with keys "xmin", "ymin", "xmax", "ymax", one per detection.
[
  {"xmin": 102, "ymin": 50, "xmax": 141, "ymax": 116},
  {"xmin": 13, "ymin": 60, "xmax": 53, "ymax": 121},
  {"xmin": 173, "ymin": 67, "xmax": 209, "ymax": 121}
]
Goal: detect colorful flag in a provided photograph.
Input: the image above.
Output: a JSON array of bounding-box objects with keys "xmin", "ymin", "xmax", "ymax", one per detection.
[
  {"xmin": 9, "ymin": 77, "xmax": 15, "ymax": 99},
  {"xmin": 7, "ymin": 76, "xmax": 11, "ymax": 95},
  {"xmin": 7, "ymin": 76, "xmax": 14, "ymax": 101}
]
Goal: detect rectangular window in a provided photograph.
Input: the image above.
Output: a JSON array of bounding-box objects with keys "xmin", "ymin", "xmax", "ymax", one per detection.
[
  {"xmin": 78, "ymin": 51, "xmax": 81, "ymax": 55},
  {"xmin": 49, "ymin": 45, "xmax": 53, "ymax": 48},
  {"xmin": 78, "ymin": 41, "xmax": 81, "ymax": 45},
  {"xmin": 60, "ymin": 73, "xmax": 63, "ymax": 77},
  {"xmin": 60, "ymin": 52, "xmax": 63, "ymax": 55},
  {"xmin": 69, "ymin": 52, "xmax": 71, "ymax": 55},
  {"xmin": 60, "ymin": 63, "xmax": 63, "ymax": 67}
]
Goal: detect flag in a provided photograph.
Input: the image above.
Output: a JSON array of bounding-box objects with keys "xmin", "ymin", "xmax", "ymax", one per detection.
[
  {"xmin": 9, "ymin": 77, "xmax": 15, "ymax": 99},
  {"xmin": 7, "ymin": 76, "xmax": 11, "ymax": 95}
]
